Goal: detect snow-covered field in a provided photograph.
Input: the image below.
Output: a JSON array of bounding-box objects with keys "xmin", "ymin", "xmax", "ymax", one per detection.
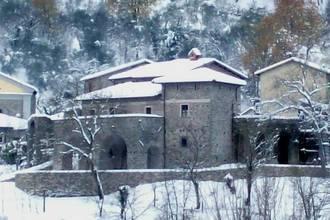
[{"xmin": 0, "ymin": 165, "xmax": 330, "ymax": 220}]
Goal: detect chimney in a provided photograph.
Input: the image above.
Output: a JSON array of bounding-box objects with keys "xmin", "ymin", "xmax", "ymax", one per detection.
[{"xmin": 188, "ymin": 48, "xmax": 202, "ymax": 60}]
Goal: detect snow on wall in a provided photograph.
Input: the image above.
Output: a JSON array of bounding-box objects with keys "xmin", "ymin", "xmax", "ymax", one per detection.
[
  {"xmin": 15, "ymin": 164, "xmax": 330, "ymax": 197},
  {"xmin": 0, "ymin": 113, "xmax": 28, "ymax": 130},
  {"xmin": 75, "ymin": 81, "xmax": 162, "ymax": 100}
]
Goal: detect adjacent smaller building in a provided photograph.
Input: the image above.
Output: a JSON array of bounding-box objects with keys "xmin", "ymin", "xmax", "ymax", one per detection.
[
  {"xmin": 0, "ymin": 72, "xmax": 37, "ymax": 119},
  {"xmin": 0, "ymin": 72, "xmax": 37, "ymax": 154},
  {"xmin": 255, "ymin": 57, "xmax": 330, "ymax": 116}
]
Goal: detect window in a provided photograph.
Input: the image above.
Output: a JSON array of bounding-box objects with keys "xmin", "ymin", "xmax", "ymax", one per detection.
[
  {"xmin": 109, "ymin": 107, "xmax": 116, "ymax": 115},
  {"xmin": 194, "ymin": 83, "xmax": 199, "ymax": 90},
  {"xmin": 145, "ymin": 106, "xmax": 152, "ymax": 114},
  {"xmin": 181, "ymin": 137, "xmax": 188, "ymax": 147},
  {"xmin": 0, "ymin": 109, "xmax": 2, "ymax": 113},
  {"xmin": 181, "ymin": 104, "xmax": 189, "ymax": 117},
  {"xmin": 89, "ymin": 109, "xmax": 96, "ymax": 115}
]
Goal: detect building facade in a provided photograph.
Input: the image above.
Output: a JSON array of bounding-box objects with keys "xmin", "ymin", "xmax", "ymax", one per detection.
[{"xmin": 30, "ymin": 50, "xmax": 248, "ymax": 169}]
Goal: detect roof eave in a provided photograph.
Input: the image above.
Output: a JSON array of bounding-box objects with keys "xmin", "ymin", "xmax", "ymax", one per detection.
[{"xmin": 212, "ymin": 59, "xmax": 248, "ymax": 79}]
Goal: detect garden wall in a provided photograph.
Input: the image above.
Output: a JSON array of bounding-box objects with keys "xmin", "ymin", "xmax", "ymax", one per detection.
[{"xmin": 15, "ymin": 165, "xmax": 330, "ymax": 197}]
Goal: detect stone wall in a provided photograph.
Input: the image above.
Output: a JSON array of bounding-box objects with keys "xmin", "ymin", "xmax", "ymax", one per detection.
[
  {"xmin": 164, "ymin": 82, "xmax": 240, "ymax": 168},
  {"xmin": 81, "ymin": 97, "xmax": 163, "ymax": 116},
  {"xmin": 259, "ymin": 61, "xmax": 329, "ymax": 116},
  {"xmin": 52, "ymin": 115, "xmax": 164, "ymax": 170},
  {"xmin": 15, "ymin": 165, "xmax": 330, "ymax": 197}
]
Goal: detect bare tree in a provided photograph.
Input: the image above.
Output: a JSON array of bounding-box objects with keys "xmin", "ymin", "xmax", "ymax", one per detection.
[
  {"xmin": 243, "ymin": 127, "xmax": 279, "ymax": 220},
  {"xmin": 181, "ymin": 125, "xmax": 209, "ymax": 210},
  {"xmin": 261, "ymin": 74, "xmax": 330, "ymax": 169},
  {"xmin": 57, "ymin": 105, "xmax": 105, "ymax": 216},
  {"xmin": 292, "ymin": 177, "xmax": 330, "ymax": 220}
]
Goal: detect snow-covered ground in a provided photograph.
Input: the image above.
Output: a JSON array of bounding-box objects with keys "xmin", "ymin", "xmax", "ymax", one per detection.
[{"xmin": 0, "ymin": 165, "xmax": 330, "ymax": 220}]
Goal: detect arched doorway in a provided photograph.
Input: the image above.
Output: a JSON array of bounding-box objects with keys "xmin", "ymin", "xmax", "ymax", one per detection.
[
  {"xmin": 277, "ymin": 131, "xmax": 290, "ymax": 164},
  {"xmin": 100, "ymin": 134, "xmax": 127, "ymax": 169}
]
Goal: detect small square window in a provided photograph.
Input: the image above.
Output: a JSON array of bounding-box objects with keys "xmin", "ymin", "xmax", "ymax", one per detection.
[
  {"xmin": 89, "ymin": 109, "xmax": 96, "ymax": 115},
  {"xmin": 145, "ymin": 107, "xmax": 152, "ymax": 114},
  {"xmin": 181, "ymin": 137, "xmax": 188, "ymax": 147},
  {"xmin": 181, "ymin": 105, "xmax": 189, "ymax": 117}
]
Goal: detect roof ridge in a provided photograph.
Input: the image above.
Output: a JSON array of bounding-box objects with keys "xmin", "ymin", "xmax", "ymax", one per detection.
[
  {"xmin": 255, "ymin": 57, "xmax": 330, "ymax": 75},
  {"xmin": 80, "ymin": 58, "xmax": 154, "ymax": 81}
]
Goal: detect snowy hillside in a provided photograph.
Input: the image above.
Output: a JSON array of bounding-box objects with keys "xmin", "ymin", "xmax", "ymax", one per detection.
[{"xmin": 0, "ymin": 0, "xmax": 329, "ymax": 112}]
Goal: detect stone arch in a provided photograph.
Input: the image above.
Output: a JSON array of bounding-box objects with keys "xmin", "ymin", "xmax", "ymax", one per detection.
[
  {"xmin": 99, "ymin": 134, "xmax": 127, "ymax": 169},
  {"xmin": 147, "ymin": 147, "xmax": 162, "ymax": 169}
]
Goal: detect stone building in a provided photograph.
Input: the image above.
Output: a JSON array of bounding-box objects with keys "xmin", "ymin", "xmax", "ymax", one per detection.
[
  {"xmin": 234, "ymin": 57, "xmax": 330, "ymax": 165},
  {"xmin": 255, "ymin": 57, "xmax": 330, "ymax": 115},
  {"xmin": 31, "ymin": 49, "xmax": 248, "ymax": 170}
]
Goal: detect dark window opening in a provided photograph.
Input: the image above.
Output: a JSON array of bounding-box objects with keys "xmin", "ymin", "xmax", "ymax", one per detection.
[
  {"xmin": 181, "ymin": 137, "xmax": 188, "ymax": 147},
  {"xmin": 181, "ymin": 105, "xmax": 189, "ymax": 117},
  {"xmin": 90, "ymin": 109, "xmax": 96, "ymax": 115},
  {"xmin": 0, "ymin": 133, "xmax": 4, "ymax": 143},
  {"xmin": 194, "ymin": 83, "xmax": 199, "ymax": 90},
  {"xmin": 0, "ymin": 109, "xmax": 2, "ymax": 113},
  {"xmin": 277, "ymin": 131, "xmax": 290, "ymax": 164},
  {"xmin": 145, "ymin": 107, "xmax": 152, "ymax": 114}
]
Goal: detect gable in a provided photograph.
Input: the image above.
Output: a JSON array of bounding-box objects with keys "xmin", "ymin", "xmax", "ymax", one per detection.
[
  {"xmin": 0, "ymin": 74, "xmax": 35, "ymax": 94},
  {"xmin": 259, "ymin": 61, "xmax": 329, "ymax": 103}
]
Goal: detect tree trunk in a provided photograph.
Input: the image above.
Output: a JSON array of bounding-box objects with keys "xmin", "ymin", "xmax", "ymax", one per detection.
[
  {"xmin": 90, "ymin": 163, "xmax": 104, "ymax": 217},
  {"xmin": 193, "ymin": 180, "xmax": 200, "ymax": 209},
  {"xmin": 245, "ymin": 168, "xmax": 252, "ymax": 220},
  {"xmin": 317, "ymin": 133, "xmax": 326, "ymax": 173}
]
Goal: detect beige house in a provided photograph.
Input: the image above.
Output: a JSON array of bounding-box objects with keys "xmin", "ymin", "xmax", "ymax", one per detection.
[
  {"xmin": 0, "ymin": 72, "xmax": 37, "ymax": 119},
  {"xmin": 255, "ymin": 57, "xmax": 330, "ymax": 115}
]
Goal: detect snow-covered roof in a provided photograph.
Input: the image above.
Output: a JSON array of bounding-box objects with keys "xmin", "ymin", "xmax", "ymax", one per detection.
[
  {"xmin": 0, "ymin": 72, "xmax": 38, "ymax": 93},
  {"xmin": 109, "ymin": 58, "xmax": 247, "ymax": 81},
  {"xmin": 152, "ymin": 67, "xmax": 247, "ymax": 86},
  {"xmin": 188, "ymin": 48, "xmax": 202, "ymax": 57},
  {"xmin": 75, "ymin": 81, "xmax": 162, "ymax": 100},
  {"xmin": 255, "ymin": 57, "xmax": 330, "ymax": 75},
  {"xmin": 0, "ymin": 113, "xmax": 27, "ymax": 130},
  {"xmin": 80, "ymin": 59, "xmax": 154, "ymax": 81}
]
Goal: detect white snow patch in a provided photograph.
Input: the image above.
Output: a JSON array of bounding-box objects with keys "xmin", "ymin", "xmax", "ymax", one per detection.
[
  {"xmin": 81, "ymin": 59, "xmax": 153, "ymax": 81},
  {"xmin": 109, "ymin": 58, "xmax": 247, "ymax": 81},
  {"xmin": 0, "ymin": 113, "xmax": 27, "ymax": 130},
  {"xmin": 153, "ymin": 67, "xmax": 246, "ymax": 85},
  {"xmin": 255, "ymin": 57, "xmax": 330, "ymax": 75},
  {"xmin": 0, "ymin": 177, "xmax": 329, "ymax": 219},
  {"xmin": 0, "ymin": 161, "xmax": 52, "ymax": 182},
  {"xmin": 71, "ymin": 37, "xmax": 81, "ymax": 52},
  {"xmin": 75, "ymin": 81, "xmax": 162, "ymax": 100}
]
